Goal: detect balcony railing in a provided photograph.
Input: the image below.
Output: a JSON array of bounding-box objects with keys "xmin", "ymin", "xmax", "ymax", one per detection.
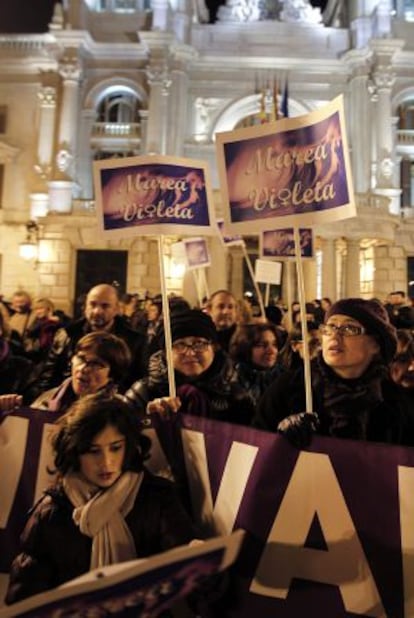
[
  {"xmin": 397, "ymin": 130, "xmax": 414, "ymax": 146},
  {"xmin": 92, "ymin": 122, "xmax": 141, "ymax": 138}
]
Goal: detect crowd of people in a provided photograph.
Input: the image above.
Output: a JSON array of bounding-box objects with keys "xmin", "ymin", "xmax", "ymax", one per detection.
[{"xmin": 1, "ymin": 283, "xmax": 414, "ymax": 610}]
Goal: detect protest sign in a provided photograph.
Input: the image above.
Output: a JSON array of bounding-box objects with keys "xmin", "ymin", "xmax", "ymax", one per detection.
[
  {"xmin": 93, "ymin": 154, "xmax": 216, "ymax": 239},
  {"xmin": 0, "ymin": 531, "xmax": 244, "ymax": 618},
  {"xmin": 254, "ymin": 259, "xmax": 282, "ymax": 285},
  {"xmin": 215, "ymin": 95, "xmax": 355, "ymax": 235},
  {"xmin": 183, "ymin": 237, "xmax": 211, "ymax": 270},
  {"xmin": 216, "ymin": 218, "xmax": 244, "ymax": 247},
  {"xmin": 260, "ymin": 228, "xmax": 313, "ymax": 259}
]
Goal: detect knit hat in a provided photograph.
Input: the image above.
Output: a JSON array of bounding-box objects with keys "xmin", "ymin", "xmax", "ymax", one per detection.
[
  {"xmin": 325, "ymin": 298, "xmax": 397, "ymax": 363},
  {"xmin": 169, "ymin": 309, "xmax": 218, "ymax": 343}
]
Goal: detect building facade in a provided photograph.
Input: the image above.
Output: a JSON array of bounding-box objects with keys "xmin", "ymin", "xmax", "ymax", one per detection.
[{"xmin": 0, "ymin": 0, "xmax": 414, "ymax": 314}]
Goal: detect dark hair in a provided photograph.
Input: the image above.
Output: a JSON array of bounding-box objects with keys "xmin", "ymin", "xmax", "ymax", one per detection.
[
  {"xmin": 74, "ymin": 332, "xmax": 131, "ymax": 383},
  {"xmin": 51, "ymin": 394, "xmax": 151, "ymax": 476},
  {"xmin": 229, "ymin": 322, "xmax": 279, "ymax": 364}
]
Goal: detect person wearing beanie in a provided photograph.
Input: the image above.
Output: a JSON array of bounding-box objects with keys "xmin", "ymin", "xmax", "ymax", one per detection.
[
  {"xmin": 253, "ymin": 297, "xmax": 414, "ymax": 447},
  {"xmin": 124, "ymin": 308, "xmax": 255, "ymax": 427}
]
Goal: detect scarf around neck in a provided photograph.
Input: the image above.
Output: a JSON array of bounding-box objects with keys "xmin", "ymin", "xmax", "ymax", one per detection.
[
  {"xmin": 314, "ymin": 357, "xmax": 386, "ymax": 440},
  {"xmin": 63, "ymin": 470, "xmax": 143, "ymax": 569}
]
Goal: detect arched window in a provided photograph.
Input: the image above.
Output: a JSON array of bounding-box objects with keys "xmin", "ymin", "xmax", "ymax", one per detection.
[
  {"xmin": 96, "ymin": 93, "xmax": 141, "ymax": 124},
  {"xmin": 92, "ymin": 90, "xmax": 143, "ymax": 159}
]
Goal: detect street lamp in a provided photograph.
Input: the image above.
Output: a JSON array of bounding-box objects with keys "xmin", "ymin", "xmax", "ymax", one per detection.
[{"xmin": 19, "ymin": 220, "xmax": 39, "ymax": 261}]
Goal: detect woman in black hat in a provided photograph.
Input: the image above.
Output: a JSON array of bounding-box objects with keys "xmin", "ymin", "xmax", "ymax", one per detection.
[
  {"xmin": 124, "ymin": 309, "xmax": 255, "ymax": 426},
  {"xmin": 253, "ymin": 297, "xmax": 414, "ymax": 447}
]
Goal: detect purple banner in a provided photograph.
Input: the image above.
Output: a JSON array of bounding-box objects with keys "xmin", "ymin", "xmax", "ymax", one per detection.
[
  {"xmin": 176, "ymin": 415, "xmax": 413, "ymax": 617},
  {"xmin": 2, "ymin": 410, "xmax": 414, "ymax": 617}
]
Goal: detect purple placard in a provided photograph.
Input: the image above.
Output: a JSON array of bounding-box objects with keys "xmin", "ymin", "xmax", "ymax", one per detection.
[
  {"xmin": 183, "ymin": 237, "xmax": 211, "ymax": 270},
  {"xmin": 216, "ymin": 218, "xmax": 244, "ymax": 247},
  {"xmin": 261, "ymin": 227, "xmax": 313, "ymax": 259},
  {"xmin": 215, "ymin": 96, "xmax": 355, "ymax": 235},
  {"xmin": 93, "ymin": 155, "xmax": 216, "ymax": 239}
]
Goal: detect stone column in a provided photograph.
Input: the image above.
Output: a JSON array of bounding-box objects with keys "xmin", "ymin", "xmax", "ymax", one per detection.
[
  {"xmin": 35, "ymin": 86, "xmax": 56, "ymax": 181},
  {"xmin": 344, "ymin": 238, "xmax": 361, "ymax": 297},
  {"xmin": 321, "ymin": 237, "xmax": 337, "ymax": 301},
  {"xmin": 370, "ymin": 39, "xmax": 404, "ymax": 215},
  {"xmin": 344, "ymin": 50, "xmax": 371, "ymax": 194},
  {"xmin": 57, "ymin": 57, "xmax": 82, "ymax": 180},
  {"xmin": 151, "ymin": 0, "xmax": 170, "ymax": 31},
  {"xmin": 145, "ymin": 63, "xmax": 171, "ymax": 155},
  {"xmin": 77, "ymin": 109, "xmax": 96, "ymax": 199},
  {"xmin": 168, "ymin": 66, "xmax": 190, "ymax": 156},
  {"xmin": 139, "ymin": 109, "xmax": 148, "ymax": 154}
]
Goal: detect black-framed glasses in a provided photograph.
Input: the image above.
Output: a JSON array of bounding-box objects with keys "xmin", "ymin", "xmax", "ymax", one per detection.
[
  {"xmin": 319, "ymin": 323, "xmax": 366, "ymax": 338},
  {"xmin": 172, "ymin": 340, "xmax": 212, "ymax": 354},
  {"xmin": 72, "ymin": 354, "xmax": 109, "ymax": 371}
]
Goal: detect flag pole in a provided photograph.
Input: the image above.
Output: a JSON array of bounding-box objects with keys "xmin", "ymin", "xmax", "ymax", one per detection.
[
  {"xmin": 293, "ymin": 227, "xmax": 312, "ymax": 413},
  {"xmin": 158, "ymin": 235, "xmax": 176, "ymax": 398}
]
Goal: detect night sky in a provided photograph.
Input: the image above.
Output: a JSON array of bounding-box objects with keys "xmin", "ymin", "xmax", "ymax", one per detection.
[{"xmin": 1, "ymin": 0, "xmax": 328, "ymax": 32}]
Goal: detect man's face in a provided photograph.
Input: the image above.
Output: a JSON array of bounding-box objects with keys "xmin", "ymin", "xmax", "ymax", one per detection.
[
  {"xmin": 390, "ymin": 293, "xmax": 404, "ymax": 307},
  {"xmin": 84, "ymin": 287, "xmax": 119, "ymax": 331},
  {"xmin": 208, "ymin": 293, "xmax": 237, "ymax": 331},
  {"xmin": 11, "ymin": 294, "xmax": 30, "ymax": 313}
]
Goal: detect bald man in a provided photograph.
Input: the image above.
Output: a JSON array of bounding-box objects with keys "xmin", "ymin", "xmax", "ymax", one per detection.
[{"xmin": 28, "ymin": 284, "xmax": 148, "ymax": 399}]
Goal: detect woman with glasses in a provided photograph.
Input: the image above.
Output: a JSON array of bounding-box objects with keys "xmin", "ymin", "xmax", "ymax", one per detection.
[
  {"xmin": 5, "ymin": 393, "xmax": 197, "ymax": 605},
  {"xmin": 253, "ymin": 298, "xmax": 414, "ymax": 447},
  {"xmin": 124, "ymin": 309, "xmax": 255, "ymax": 426},
  {"xmin": 30, "ymin": 331, "xmax": 131, "ymax": 416},
  {"xmin": 228, "ymin": 322, "xmax": 284, "ymax": 407}
]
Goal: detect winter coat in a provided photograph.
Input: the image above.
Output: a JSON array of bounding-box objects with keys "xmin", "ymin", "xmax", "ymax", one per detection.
[
  {"xmin": 253, "ymin": 354, "xmax": 414, "ymax": 446},
  {"xmin": 5, "ymin": 470, "xmax": 196, "ymax": 605},
  {"xmin": 28, "ymin": 316, "xmax": 148, "ymax": 400},
  {"xmin": 235, "ymin": 361, "xmax": 284, "ymax": 408},
  {"xmin": 124, "ymin": 348, "xmax": 255, "ymax": 427},
  {"xmin": 30, "ymin": 378, "xmax": 118, "ymax": 415}
]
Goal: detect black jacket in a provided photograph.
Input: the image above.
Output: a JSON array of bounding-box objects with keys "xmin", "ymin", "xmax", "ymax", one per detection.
[
  {"xmin": 6, "ymin": 470, "xmax": 195, "ymax": 604},
  {"xmin": 124, "ymin": 348, "xmax": 255, "ymax": 427},
  {"xmin": 253, "ymin": 357, "xmax": 414, "ymax": 446},
  {"xmin": 28, "ymin": 316, "xmax": 148, "ymax": 399}
]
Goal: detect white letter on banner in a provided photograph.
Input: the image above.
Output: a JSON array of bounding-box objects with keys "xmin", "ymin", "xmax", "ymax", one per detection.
[
  {"xmin": 250, "ymin": 451, "xmax": 385, "ymax": 617},
  {"xmin": 0, "ymin": 416, "xmax": 29, "ymax": 528},
  {"xmin": 398, "ymin": 465, "xmax": 414, "ymax": 618},
  {"xmin": 181, "ymin": 429, "xmax": 258, "ymax": 535}
]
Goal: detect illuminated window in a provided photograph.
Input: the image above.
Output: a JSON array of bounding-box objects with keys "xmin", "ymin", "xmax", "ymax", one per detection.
[{"xmin": 360, "ymin": 246, "xmax": 374, "ymax": 297}]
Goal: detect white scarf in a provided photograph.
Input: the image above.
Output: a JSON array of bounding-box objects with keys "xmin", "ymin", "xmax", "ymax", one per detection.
[{"xmin": 63, "ymin": 470, "xmax": 143, "ymax": 569}]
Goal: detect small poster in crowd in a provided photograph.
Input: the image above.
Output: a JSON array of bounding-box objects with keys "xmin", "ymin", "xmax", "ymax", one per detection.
[
  {"xmin": 254, "ymin": 259, "xmax": 282, "ymax": 285},
  {"xmin": 93, "ymin": 155, "xmax": 216, "ymax": 238},
  {"xmin": 215, "ymin": 95, "xmax": 355, "ymax": 234},
  {"xmin": 183, "ymin": 237, "xmax": 211, "ymax": 270},
  {"xmin": 260, "ymin": 227, "xmax": 313, "ymax": 259},
  {"xmin": 216, "ymin": 218, "xmax": 244, "ymax": 247}
]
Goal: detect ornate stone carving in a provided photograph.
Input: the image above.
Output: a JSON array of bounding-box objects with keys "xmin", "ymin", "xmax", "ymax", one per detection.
[
  {"xmin": 37, "ymin": 87, "xmax": 56, "ymax": 106},
  {"xmin": 280, "ymin": 0, "xmax": 322, "ymax": 23},
  {"xmin": 146, "ymin": 64, "xmax": 172, "ymax": 95},
  {"xmin": 56, "ymin": 148, "xmax": 73, "ymax": 173}
]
